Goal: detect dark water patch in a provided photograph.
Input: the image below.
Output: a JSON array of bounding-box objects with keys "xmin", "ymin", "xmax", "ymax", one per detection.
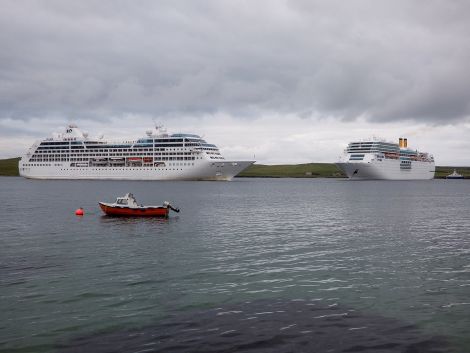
[
  {"xmin": 103, "ymin": 299, "xmax": 136, "ymax": 308},
  {"xmin": 3, "ymin": 279, "xmax": 28, "ymax": 287},
  {"xmin": 125, "ymin": 279, "xmax": 159, "ymax": 287},
  {"xmin": 21, "ymin": 293, "xmax": 45, "ymax": 299},
  {"xmin": 59, "ymin": 292, "xmax": 112, "ymax": 304},
  {"xmin": 76, "ymin": 292, "xmax": 112, "ymax": 299},
  {"xmin": 0, "ymin": 255, "xmax": 65, "ymax": 285},
  {"xmin": 0, "ymin": 343, "xmax": 57, "ymax": 353},
  {"xmin": 58, "ymin": 299, "xmax": 451, "ymax": 353}
]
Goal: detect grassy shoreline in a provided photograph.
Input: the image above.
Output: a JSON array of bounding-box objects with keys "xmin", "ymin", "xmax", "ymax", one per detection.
[
  {"xmin": 0, "ymin": 158, "xmax": 20, "ymax": 176},
  {"xmin": 1, "ymin": 157, "xmax": 468, "ymax": 178},
  {"xmin": 433, "ymin": 166, "xmax": 470, "ymax": 179},
  {"xmin": 237, "ymin": 163, "xmax": 345, "ymax": 178}
]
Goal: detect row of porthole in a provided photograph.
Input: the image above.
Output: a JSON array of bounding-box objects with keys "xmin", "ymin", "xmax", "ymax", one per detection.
[
  {"xmin": 32, "ymin": 157, "xmax": 199, "ymax": 162},
  {"xmin": 60, "ymin": 168, "xmax": 187, "ymax": 171},
  {"xmin": 26, "ymin": 160, "xmax": 202, "ymax": 168}
]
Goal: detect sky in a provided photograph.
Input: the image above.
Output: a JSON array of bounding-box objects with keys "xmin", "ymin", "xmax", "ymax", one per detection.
[{"xmin": 1, "ymin": 0, "xmax": 469, "ymax": 165}]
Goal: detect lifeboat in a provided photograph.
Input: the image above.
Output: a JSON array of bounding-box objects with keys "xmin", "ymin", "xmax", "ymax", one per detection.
[{"xmin": 99, "ymin": 193, "xmax": 179, "ymax": 217}]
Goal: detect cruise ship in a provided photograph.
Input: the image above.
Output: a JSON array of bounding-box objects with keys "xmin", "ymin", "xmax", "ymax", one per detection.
[
  {"xmin": 336, "ymin": 137, "xmax": 435, "ymax": 180},
  {"xmin": 19, "ymin": 125, "xmax": 254, "ymax": 180}
]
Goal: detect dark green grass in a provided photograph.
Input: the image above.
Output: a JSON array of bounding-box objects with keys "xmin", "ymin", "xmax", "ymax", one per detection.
[
  {"xmin": 0, "ymin": 158, "xmax": 20, "ymax": 176},
  {"xmin": 237, "ymin": 163, "xmax": 346, "ymax": 178},
  {"xmin": 434, "ymin": 166, "xmax": 470, "ymax": 179}
]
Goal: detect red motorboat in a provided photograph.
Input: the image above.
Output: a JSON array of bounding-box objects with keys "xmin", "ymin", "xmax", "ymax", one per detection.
[{"xmin": 99, "ymin": 193, "xmax": 179, "ymax": 217}]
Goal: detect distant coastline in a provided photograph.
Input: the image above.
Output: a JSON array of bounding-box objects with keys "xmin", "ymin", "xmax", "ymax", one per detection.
[
  {"xmin": 0, "ymin": 158, "xmax": 21, "ymax": 176},
  {"xmin": 1, "ymin": 157, "xmax": 468, "ymax": 179},
  {"xmin": 237, "ymin": 163, "xmax": 470, "ymax": 179},
  {"xmin": 237, "ymin": 163, "xmax": 345, "ymax": 178}
]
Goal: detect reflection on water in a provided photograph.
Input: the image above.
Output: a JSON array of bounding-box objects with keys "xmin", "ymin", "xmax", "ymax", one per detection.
[{"xmin": 98, "ymin": 215, "xmax": 174, "ymax": 225}]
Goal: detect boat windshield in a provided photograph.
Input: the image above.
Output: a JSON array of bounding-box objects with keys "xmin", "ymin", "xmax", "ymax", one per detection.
[{"xmin": 117, "ymin": 199, "xmax": 128, "ymax": 205}]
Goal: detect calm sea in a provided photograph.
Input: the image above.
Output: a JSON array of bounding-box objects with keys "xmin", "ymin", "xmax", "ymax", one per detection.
[{"xmin": 0, "ymin": 177, "xmax": 469, "ymax": 352}]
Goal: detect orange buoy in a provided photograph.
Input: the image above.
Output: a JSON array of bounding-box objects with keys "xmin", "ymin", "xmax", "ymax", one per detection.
[{"xmin": 75, "ymin": 208, "xmax": 84, "ymax": 216}]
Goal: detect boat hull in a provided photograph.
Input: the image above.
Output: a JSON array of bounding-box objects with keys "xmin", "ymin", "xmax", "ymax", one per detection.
[
  {"xmin": 336, "ymin": 160, "xmax": 435, "ymax": 180},
  {"xmin": 99, "ymin": 203, "xmax": 169, "ymax": 217}
]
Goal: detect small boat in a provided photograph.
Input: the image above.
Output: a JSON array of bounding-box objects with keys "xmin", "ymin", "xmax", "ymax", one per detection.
[
  {"xmin": 99, "ymin": 193, "xmax": 180, "ymax": 217},
  {"xmin": 446, "ymin": 169, "xmax": 464, "ymax": 179}
]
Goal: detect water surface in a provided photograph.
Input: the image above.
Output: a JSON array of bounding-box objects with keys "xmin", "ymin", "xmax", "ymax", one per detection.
[{"xmin": 0, "ymin": 177, "xmax": 469, "ymax": 352}]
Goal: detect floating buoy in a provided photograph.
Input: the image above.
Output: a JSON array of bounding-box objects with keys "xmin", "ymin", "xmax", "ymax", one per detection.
[{"xmin": 75, "ymin": 208, "xmax": 84, "ymax": 216}]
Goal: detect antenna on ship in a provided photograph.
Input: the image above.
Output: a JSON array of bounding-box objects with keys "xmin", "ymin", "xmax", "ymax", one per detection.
[
  {"xmin": 152, "ymin": 119, "xmax": 164, "ymax": 132},
  {"xmin": 152, "ymin": 118, "xmax": 162, "ymax": 130}
]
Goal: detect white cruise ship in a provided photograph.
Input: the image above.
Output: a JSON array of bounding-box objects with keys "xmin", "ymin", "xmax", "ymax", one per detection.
[
  {"xmin": 336, "ymin": 137, "xmax": 435, "ymax": 180},
  {"xmin": 19, "ymin": 125, "xmax": 254, "ymax": 180}
]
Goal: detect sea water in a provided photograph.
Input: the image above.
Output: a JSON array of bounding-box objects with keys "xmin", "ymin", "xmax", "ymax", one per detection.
[{"xmin": 0, "ymin": 177, "xmax": 469, "ymax": 352}]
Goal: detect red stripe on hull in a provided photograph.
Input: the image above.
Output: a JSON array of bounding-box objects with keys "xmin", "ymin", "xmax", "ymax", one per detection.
[{"xmin": 99, "ymin": 203, "xmax": 169, "ymax": 217}]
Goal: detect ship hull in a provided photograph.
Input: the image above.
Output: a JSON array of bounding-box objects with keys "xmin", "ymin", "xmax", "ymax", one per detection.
[
  {"xmin": 19, "ymin": 160, "xmax": 254, "ymax": 181},
  {"xmin": 336, "ymin": 160, "xmax": 435, "ymax": 180}
]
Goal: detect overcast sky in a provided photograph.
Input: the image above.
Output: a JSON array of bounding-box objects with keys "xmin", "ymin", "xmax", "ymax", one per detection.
[{"xmin": 1, "ymin": 0, "xmax": 469, "ymax": 164}]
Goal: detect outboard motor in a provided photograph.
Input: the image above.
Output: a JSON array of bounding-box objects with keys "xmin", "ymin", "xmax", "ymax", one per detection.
[{"xmin": 163, "ymin": 201, "xmax": 180, "ymax": 213}]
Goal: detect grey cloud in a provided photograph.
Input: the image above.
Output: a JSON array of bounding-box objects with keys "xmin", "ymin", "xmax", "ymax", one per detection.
[{"xmin": 1, "ymin": 0, "xmax": 469, "ymax": 123}]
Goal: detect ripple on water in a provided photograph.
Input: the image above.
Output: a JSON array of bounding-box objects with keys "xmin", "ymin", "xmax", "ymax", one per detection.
[{"xmin": 58, "ymin": 299, "xmax": 451, "ymax": 353}]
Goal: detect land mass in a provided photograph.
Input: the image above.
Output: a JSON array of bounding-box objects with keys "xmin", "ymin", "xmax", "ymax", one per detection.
[
  {"xmin": 238, "ymin": 164, "xmax": 470, "ymax": 179},
  {"xmin": 0, "ymin": 158, "xmax": 21, "ymax": 176},
  {"xmin": 1, "ymin": 157, "xmax": 468, "ymax": 178},
  {"xmin": 237, "ymin": 163, "xmax": 345, "ymax": 178}
]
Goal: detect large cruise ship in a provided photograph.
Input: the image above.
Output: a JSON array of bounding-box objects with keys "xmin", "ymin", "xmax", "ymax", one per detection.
[
  {"xmin": 336, "ymin": 137, "xmax": 435, "ymax": 180},
  {"xmin": 19, "ymin": 125, "xmax": 254, "ymax": 180}
]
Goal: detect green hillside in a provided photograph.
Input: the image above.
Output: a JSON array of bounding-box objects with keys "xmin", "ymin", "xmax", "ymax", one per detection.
[
  {"xmin": 0, "ymin": 158, "xmax": 20, "ymax": 176},
  {"xmin": 434, "ymin": 166, "xmax": 470, "ymax": 179},
  {"xmin": 238, "ymin": 164, "xmax": 469, "ymax": 179},
  {"xmin": 237, "ymin": 163, "xmax": 345, "ymax": 178}
]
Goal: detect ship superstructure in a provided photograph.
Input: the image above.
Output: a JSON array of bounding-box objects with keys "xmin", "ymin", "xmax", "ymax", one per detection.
[
  {"xmin": 19, "ymin": 125, "xmax": 254, "ymax": 180},
  {"xmin": 336, "ymin": 137, "xmax": 435, "ymax": 180}
]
